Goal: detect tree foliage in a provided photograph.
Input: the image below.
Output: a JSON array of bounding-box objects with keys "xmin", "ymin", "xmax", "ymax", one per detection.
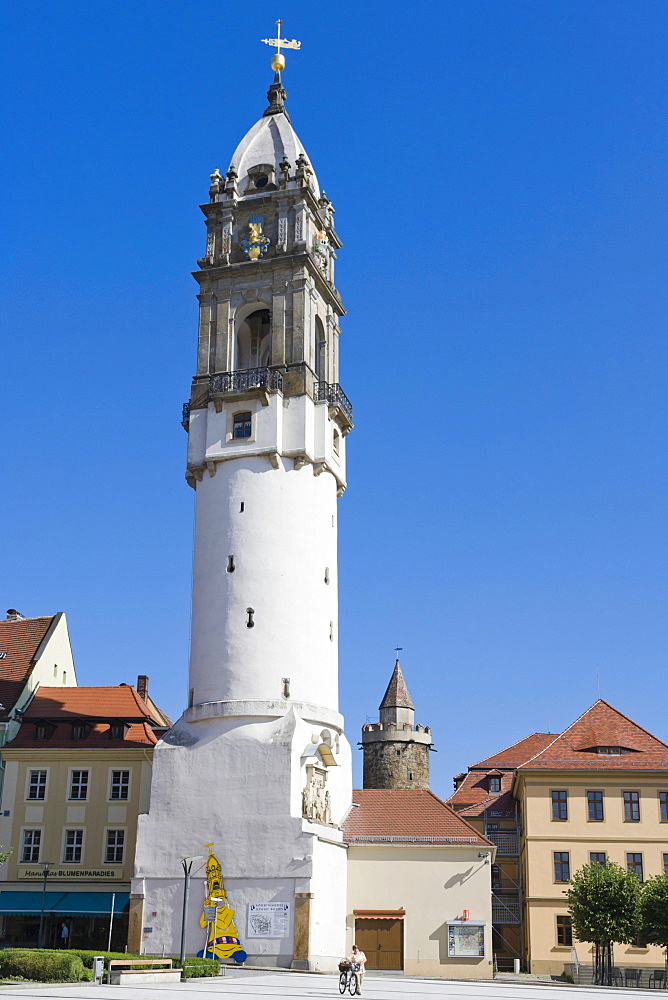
[
  {"xmin": 0, "ymin": 846, "xmax": 11, "ymax": 866},
  {"xmin": 567, "ymin": 860, "xmax": 640, "ymax": 946},
  {"xmin": 639, "ymin": 874, "xmax": 668, "ymax": 952}
]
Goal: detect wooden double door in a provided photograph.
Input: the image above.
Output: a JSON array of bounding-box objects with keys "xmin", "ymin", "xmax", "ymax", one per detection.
[{"xmin": 354, "ymin": 918, "xmax": 404, "ymax": 971}]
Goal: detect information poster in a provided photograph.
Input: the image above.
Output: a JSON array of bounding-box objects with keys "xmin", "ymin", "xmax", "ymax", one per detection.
[
  {"xmin": 247, "ymin": 902, "xmax": 291, "ymax": 938},
  {"xmin": 447, "ymin": 923, "xmax": 485, "ymax": 957}
]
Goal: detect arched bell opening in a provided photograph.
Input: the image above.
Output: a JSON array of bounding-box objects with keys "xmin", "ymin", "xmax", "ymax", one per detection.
[{"xmin": 236, "ymin": 308, "xmax": 271, "ymax": 370}]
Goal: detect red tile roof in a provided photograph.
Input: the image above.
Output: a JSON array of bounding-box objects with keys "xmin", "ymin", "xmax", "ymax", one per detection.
[
  {"xmin": 518, "ymin": 700, "xmax": 668, "ymax": 771},
  {"xmin": 471, "ymin": 733, "xmax": 555, "ymax": 769},
  {"xmin": 379, "ymin": 660, "xmax": 414, "ymax": 711},
  {"xmin": 343, "ymin": 789, "xmax": 492, "ymax": 846},
  {"xmin": 6, "ymin": 685, "xmax": 162, "ymax": 749},
  {"xmin": 0, "ymin": 615, "xmax": 59, "ymax": 718},
  {"xmin": 446, "ymin": 770, "xmax": 516, "ymax": 814}
]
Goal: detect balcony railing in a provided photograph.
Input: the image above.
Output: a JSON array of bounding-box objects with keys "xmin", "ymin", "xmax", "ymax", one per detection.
[
  {"xmin": 485, "ymin": 831, "xmax": 519, "ymax": 855},
  {"xmin": 316, "ymin": 380, "xmax": 353, "ymax": 423},
  {"xmin": 209, "ymin": 367, "xmax": 283, "ymax": 397}
]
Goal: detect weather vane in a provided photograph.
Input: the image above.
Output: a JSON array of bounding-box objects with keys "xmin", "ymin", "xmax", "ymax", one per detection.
[
  {"xmin": 394, "ymin": 646, "xmax": 403, "ymax": 658},
  {"xmin": 261, "ymin": 19, "xmax": 301, "ymax": 72}
]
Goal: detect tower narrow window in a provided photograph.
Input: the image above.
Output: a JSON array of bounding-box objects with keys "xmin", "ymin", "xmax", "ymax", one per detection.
[
  {"xmin": 227, "ymin": 555, "xmax": 236, "ymax": 573},
  {"xmin": 282, "ymin": 677, "xmax": 290, "ymax": 699},
  {"xmin": 314, "ymin": 316, "xmax": 326, "ymax": 381},
  {"xmin": 233, "ymin": 412, "xmax": 252, "ymax": 439},
  {"xmin": 324, "ymin": 567, "xmax": 330, "ymax": 584},
  {"xmin": 329, "ymin": 621, "xmax": 334, "ymax": 641},
  {"xmin": 240, "ymin": 502, "xmax": 245, "ymax": 513},
  {"xmin": 333, "ymin": 429, "xmax": 340, "ymax": 456},
  {"xmin": 246, "ymin": 608, "xmax": 255, "ymax": 629}
]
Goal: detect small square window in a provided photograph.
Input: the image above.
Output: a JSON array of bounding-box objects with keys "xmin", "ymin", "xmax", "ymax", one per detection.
[
  {"xmin": 21, "ymin": 829, "xmax": 41, "ymax": 863},
  {"xmin": 590, "ymin": 852, "xmax": 606, "ymax": 865},
  {"xmin": 27, "ymin": 771, "xmax": 47, "ymax": 801},
  {"xmin": 623, "ymin": 791, "xmax": 640, "ymax": 821},
  {"xmin": 552, "ymin": 790, "xmax": 568, "ymax": 821},
  {"xmin": 554, "ymin": 851, "xmax": 570, "ymax": 882},
  {"xmin": 489, "ymin": 776, "xmax": 502, "ymax": 793},
  {"xmin": 233, "ymin": 412, "xmax": 252, "ymax": 439},
  {"xmin": 587, "ymin": 790, "xmax": 604, "ymax": 821},
  {"xmin": 556, "ymin": 915, "xmax": 573, "ymax": 946}
]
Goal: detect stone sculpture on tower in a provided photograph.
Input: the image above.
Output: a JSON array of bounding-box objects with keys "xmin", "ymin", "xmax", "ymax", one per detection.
[{"xmin": 131, "ymin": 27, "xmax": 353, "ymax": 970}]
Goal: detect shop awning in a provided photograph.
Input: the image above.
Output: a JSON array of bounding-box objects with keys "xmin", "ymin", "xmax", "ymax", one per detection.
[
  {"xmin": 353, "ymin": 910, "xmax": 405, "ymax": 920},
  {"xmin": 52, "ymin": 892, "xmax": 129, "ymax": 915},
  {"xmin": 0, "ymin": 892, "xmax": 66, "ymax": 914},
  {"xmin": 0, "ymin": 891, "xmax": 128, "ymax": 916}
]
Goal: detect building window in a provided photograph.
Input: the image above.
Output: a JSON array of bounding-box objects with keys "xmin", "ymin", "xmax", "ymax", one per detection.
[
  {"xmin": 627, "ymin": 853, "xmax": 643, "ymax": 881},
  {"xmin": 491, "ymin": 864, "xmax": 502, "ymax": 889},
  {"xmin": 597, "ymin": 746, "xmax": 622, "ymax": 755},
  {"xmin": 105, "ymin": 830, "xmax": 125, "ymax": 864},
  {"xmin": 71, "ymin": 723, "xmax": 89, "ymax": 741},
  {"xmin": 659, "ymin": 791, "xmax": 668, "ymax": 822},
  {"xmin": 233, "ymin": 412, "xmax": 252, "ymax": 439},
  {"xmin": 552, "ymin": 790, "xmax": 568, "ymax": 821},
  {"xmin": 333, "ymin": 429, "xmax": 340, "ymax": 456},
  {"xmin": 69, "ymin": 770, "xmax": 89, "ymax": 801},
  {"xmin": 63, "ymin": 829, "xmax": 83, "ymax": 863},
  {"xmin": 587, "ymin": 790, "xmax": 604, "ymax": 821},
  {"xmin": 489, "ymin": 776, "xmax": 502, "ymax": 793},
  {"xmin": 590, "ymin": 852, "xmax": 607, "ymax": 865},
  {"xmin": 110, "ymin": 771, "xmax": 130, "ymax": 800},
  {"xmin": 554, "ymin": 851, "xmax": 570, "ymax": 882},
  {"xmin": 27, "ymin": 771, "xmax": 47, "ymax": 801},
  {"xmin": 556, "ymin": 915, "xmax": 573, "ymax": 946},
  {"xmin": 663, "ymin": 853, "xmax": 668, "ymax": 875},
  {"xmin": 35, "ymin": 723, "xmax": 53, "ymax": 741},
  {"xmin": 108, "ymin": 724, "xmax": 125, "ymax": 741},
  {"xmin": 623, "ymin": 791, "xmax": 640, "ymax": 821},
  {"xmin": 21, "ymin": 829, "xmax": 41, "ymax": 863}
]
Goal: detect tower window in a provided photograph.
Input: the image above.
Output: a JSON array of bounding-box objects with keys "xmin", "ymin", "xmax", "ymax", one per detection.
[
  {"xmin": 227, "ymin": 555, "xmax": 236, "ymax": 573},
  {"xmin": 333, "ymin": 429, "xmax": 340, "ymax": 456},
  {"xmin": 240, "ymin": 502, "xmax": 245, "ymax": 513},
  {"xmin": 408, "ymin": 772, "xmax": 414, "ymax": 782},
  {"xmin": 246, "ymin": 608, "xmax": 255, "ymax": 629},
  {"xmin": 324, "ymin": 567, "xmax": 329, "ymax": 584},
  {"xmin": 282, "ymin": 677, "xmax": 290, "ymax": 699},
  {"xmin": 254, "ymin": 174, "xmax": 269, "ymax": 189},
  {"xmin": 233, "ymin": 412, "xmax": 252, "ymax": 439}
]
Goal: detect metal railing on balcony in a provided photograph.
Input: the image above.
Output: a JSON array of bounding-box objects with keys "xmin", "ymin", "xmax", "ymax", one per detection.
[
  {"xmin": 209, "ymin": 367, "xmax": 283, "ymax": 397},
  {"xmin": 315, "ymin": 380, "xmax": 353, "ymax": 423},
  {"xmin": 485, "ymin": 831, "xmax": 519, "ymax": 855}
]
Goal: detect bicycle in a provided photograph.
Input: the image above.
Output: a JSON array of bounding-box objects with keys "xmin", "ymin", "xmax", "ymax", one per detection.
[{"xmin": 338, "ymin": 961, "xmax": 360, "ymax": 995}]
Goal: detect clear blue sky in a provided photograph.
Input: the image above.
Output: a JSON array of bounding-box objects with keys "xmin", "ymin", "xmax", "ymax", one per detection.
[{"xmin": 2, "ymin": 1, "xmax": 667, "ymax": 794}]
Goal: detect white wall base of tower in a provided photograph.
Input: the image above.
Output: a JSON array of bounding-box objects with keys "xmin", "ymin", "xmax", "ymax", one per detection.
[{"xmin": 132, "ymin": 706, "xmax": 351, "ymax": 970}]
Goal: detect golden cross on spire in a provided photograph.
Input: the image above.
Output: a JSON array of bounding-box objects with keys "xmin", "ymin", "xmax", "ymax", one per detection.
[{"xmin": 261, "ymin": 19, "xmax": 301, "ymax": 72}]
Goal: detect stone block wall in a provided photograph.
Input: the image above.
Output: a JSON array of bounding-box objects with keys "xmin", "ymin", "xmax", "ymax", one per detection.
[{"xmin": 362, "ymin": 739, "xmax": 430, "ymax": 790}]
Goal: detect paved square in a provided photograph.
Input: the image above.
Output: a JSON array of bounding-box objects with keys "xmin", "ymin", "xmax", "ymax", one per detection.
[{"xmin": 0, "ymin": 972, "xmax": 655, "ymax": 1000}]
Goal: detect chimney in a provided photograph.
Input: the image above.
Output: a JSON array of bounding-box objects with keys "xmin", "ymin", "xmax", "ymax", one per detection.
[
  {"xmin": 137, "ymin": 675, "xmax": 149, "ymax": 702},
  {"xmin": 6, "ymin": 609, "xmax": 25, "ymax": 621}
]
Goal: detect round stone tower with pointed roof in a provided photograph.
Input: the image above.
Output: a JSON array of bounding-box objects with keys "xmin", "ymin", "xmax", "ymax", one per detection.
[
  {"xmin": 132, "ymin": 43, "xmax": 352, "ymax": 972},
  {"xmin": 361, "ymin": 660, "xmax": 433, "ymax": 789}
]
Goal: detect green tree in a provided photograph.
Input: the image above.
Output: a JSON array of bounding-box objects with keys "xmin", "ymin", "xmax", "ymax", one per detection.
[
  {"xmin": 566, "ymin": 861, "xmax": 640, "ymax": 985},
  {"xmin": 0, "ymin": 846, "xmax": 11, "ymax": 866},
  {"xmin": 639, "ymin": 874, "xmax": 668, "ymax": 964}
]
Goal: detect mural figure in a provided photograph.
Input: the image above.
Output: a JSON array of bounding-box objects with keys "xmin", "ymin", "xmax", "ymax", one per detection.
[
  {"xmin": 302, "ymin": 765, "xmax": 332, "ymax": 824},
  {"xmin": 197, "ymin": 844, "xmax": 247, "ymax": 963}
]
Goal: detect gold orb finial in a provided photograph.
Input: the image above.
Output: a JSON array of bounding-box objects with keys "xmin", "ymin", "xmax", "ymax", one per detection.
[{"xmin": 261, "ymin": 18, "xmax": 301, "ymax": 73}]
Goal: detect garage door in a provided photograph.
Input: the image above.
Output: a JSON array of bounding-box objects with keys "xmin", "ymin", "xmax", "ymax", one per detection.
[{"xmin": 354, "ymin": 917, "xmax": 403, "ymax": 971}]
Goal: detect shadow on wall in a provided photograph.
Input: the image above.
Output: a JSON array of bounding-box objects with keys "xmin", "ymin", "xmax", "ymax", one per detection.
[{"xmin": 443, "ymin": 866, "xmax": 475, "ymax": 890}]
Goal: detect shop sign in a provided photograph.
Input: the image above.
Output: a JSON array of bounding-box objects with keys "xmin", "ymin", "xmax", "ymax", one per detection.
[
  {"xmin": 247, "ymin": 902, "xmax": 290, "ymax": 938},
  {"xmin": 18, "ymin": 867, "xmax": 124, "ymax": 880}
]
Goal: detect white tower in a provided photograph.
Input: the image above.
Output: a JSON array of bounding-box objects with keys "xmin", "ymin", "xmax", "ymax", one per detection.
[{"xmin": 132, "ymin": 37, "xmax": 353, "ymax": 971}]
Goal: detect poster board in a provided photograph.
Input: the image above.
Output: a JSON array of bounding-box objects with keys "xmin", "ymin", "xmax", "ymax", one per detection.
[
  {"xmin": 247, "ymin": 902, "xmax": 291, "ymax": 938},
  {"xmin": 447, "ymin": 922, "xmax": 485, "ymax": 957}
]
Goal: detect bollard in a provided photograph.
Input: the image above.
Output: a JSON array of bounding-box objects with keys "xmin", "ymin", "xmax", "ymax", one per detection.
[{"xmin": 513, "ymin": 959, "xmax": 520, "ymax": 974}]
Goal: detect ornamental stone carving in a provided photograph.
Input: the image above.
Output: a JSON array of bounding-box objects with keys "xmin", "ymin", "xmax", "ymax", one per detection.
[{"xmin": 302, "ymin": 764, "xmax": 332, "ymax": 825}]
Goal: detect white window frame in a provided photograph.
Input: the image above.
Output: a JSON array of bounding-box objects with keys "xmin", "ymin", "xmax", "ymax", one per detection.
[
  {"xmin": 20, "ymin": 827, "xmax": 43, "ymax": 864},
  {"xmin": 108, "ymin": 768, "xmax": 131, "ymax": 802},
  {"xmin": 103, "ymin": 827, "xmax": 126, "ymax": 865},
  {"xmin": 25, "ymin": 768, "xmax": 49, "ymax": 802},
  {"xmin": 67, "ymin": 767, "xmax": 90, "ymax": 802},
  {"xmin": 62, "ymin": 828, "xmax": 85, "ymax": 864}
]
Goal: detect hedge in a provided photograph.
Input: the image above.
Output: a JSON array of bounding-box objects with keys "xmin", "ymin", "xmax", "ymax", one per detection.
[
  {"xmin": 64, "ymin": 950, "xmax": 219, "ymax": 977},
  {"xmin": 0, "ymin": 949, "xmax": 89, "ymax": 982},
  {"xmin": 180, "ymin": 957, "xmax": 220, "ymax": 978}
]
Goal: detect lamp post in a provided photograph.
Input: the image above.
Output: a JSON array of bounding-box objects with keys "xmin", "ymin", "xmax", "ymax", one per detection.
[
  {"xmin": 179, "ymin": 856, "xmax": 203, "ymax": 969},
  {"xmin": 37, "ymin": 861, "xmax": 53, "ymax": 948}
]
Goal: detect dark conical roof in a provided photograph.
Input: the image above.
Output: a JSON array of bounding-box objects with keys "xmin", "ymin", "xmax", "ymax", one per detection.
[{"xmin": 379, "ymin": 660, "xmax": 414, "ymax": 712}]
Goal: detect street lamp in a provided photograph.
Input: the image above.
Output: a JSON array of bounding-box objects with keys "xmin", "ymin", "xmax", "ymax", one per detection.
[
  {"xmin": 37, "ymin": 862, "xmax": 53, "ymax": 948},
  {"xmin": 179, "ymin": 856, "xmax": 203, "ymax": 969}
]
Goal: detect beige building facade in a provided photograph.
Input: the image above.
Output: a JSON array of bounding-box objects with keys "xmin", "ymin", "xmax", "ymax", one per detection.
[{"xmin": 0, "ymin": 683, "xmax": 167, "ymax": 949}]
